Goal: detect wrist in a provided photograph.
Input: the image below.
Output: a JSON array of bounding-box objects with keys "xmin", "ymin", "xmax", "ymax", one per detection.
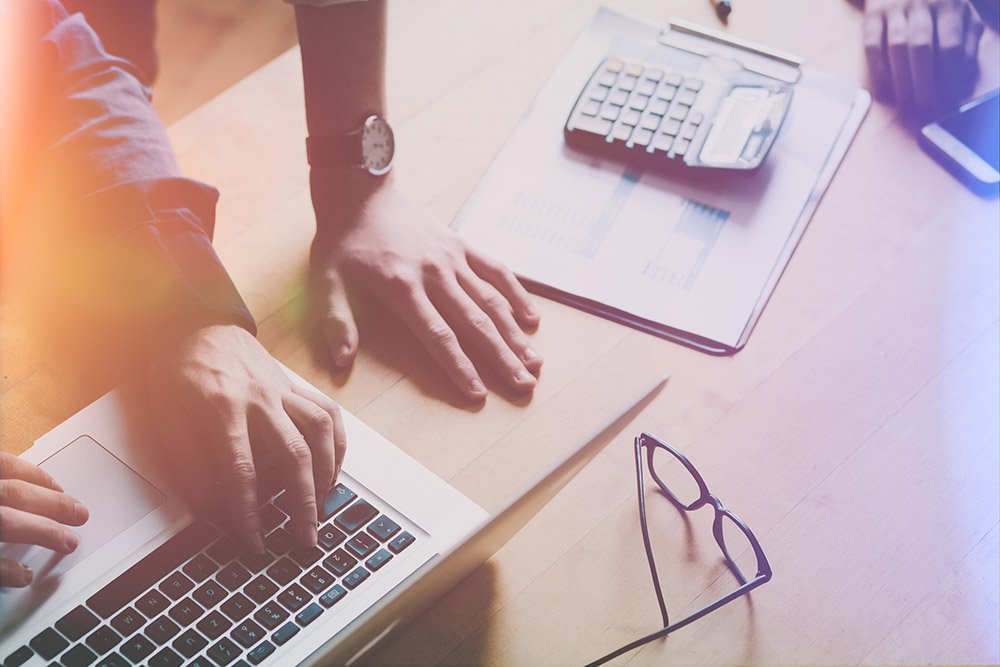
[{"xmin": 309, "ymin": 166, "xmax": 393, "ymax": 233}]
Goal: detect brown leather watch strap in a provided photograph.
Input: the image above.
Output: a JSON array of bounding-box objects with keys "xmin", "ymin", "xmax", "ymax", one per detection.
[{"xmin": 305, "ymin": 133, "xmax": 362, "ymax": 169}]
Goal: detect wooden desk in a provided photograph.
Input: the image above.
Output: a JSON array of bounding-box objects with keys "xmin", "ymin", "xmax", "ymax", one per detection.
[{"xmin": 3, "ymin": 1, "xmax": 998, "ymax": 663}]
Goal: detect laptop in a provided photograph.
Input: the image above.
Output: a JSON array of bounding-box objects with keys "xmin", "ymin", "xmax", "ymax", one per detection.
[{"xmin": 0, "ymin": 367, "xmax": 666, "ymax": 667}]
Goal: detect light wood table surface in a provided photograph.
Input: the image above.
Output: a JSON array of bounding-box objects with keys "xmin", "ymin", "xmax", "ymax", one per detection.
[{"xmin": 3, "ymin": 1, "xmax": 999, "ymax": 664}]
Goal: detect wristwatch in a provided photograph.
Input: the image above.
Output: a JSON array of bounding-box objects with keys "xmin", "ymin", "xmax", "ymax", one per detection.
[{"xmin": 306, "ymin": 114, "xmax": 395, "ymax": 176}]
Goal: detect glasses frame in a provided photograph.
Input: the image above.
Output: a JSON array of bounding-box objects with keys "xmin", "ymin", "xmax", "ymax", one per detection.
[{"xmin": 588, "ymin": 433, "xmax": 772, "ymax": 666}]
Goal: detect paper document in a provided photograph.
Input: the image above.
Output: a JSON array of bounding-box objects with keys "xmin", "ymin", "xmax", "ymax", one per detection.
[{"xmin": 452, "ymin": 8, "xmax": 870, "ymax": 354}]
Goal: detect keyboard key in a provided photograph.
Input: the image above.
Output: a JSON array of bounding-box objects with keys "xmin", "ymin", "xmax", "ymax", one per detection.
[
  {"xmin": 172, "ymin": 629, "xmax": 208, "ymax": 659},
  {"xmin": 231, "ymin": 619, "xmax": 265, "ymax": 648},
  {"xmin": 334, "ymin": 500, "xmax": 378, "ymax": 534},
  {"xmin": 600, "ymin": 104, "xmax": 620, "ymax": 122},
  {"xmin": 596, "ymin": 71, "xmax": 616, "ymax": 87},
  {"xmin": 76, "ymin": 632, "xmax": 110, "ymax": 663},
  {"xmin": 618, "ymin": 76, "xmax": 637, "ymax": 93},
  {"xmin": 321, "ymin": 484, "xmax": 358, "ymax": 521},
  {"xmin": 194, "ymin": 580, "xmax": 228, "ymax": 609},
  {"xmin": 87, "ymin": 521, "xmax": 218, "ymax": 619},
  {"xmin": 608, "ymin": 89, "xmax": 628, "ymax": 106},
  {"xmin": 645, "ymin": 68, "xmax": 664, "ymax": 82},
  {"xmin": 619, "ymin": 109, "xmax": 641, "ymax": 127},
  {"xmin": 259, "ymin": 504, "xmax": 286, "ymax": 533},
  {"xmin": 246, "ymin": 641, "xmax": 275, "ymax": 665},
  {"xmin": 186, "ymin": 657, "xmax": 214, "ymax": 667},
  {"xmin": 387, "ymin": 531, "xmax": 415, "ymax": 554},
  {"xmin": 240, "ymin": 551, "xmax": 273, "ymax": 574},
  {"xmin": 271, "ymin": 622, "xmax": 300, "ymax": 646},
  {"xmin": 660, "ymin": 119, "xmax": 682, "ymax": 136},
  {"xmin": 110, "ymin": 607, "xmax": 145, "ymax": 637},
  {"xmin": 652, "ymin": 133, "xmax": 674, "ymax": 154},
  {"xmin": 3, "ymin": 646, "xmax": 33, "ymax": 667},
  {"xmin": 295, "ymin": 603, "xmax": 324, "ymax": 627},
  {"xmin": 636, "ymin": 79, "xmax": 657, "ymax": 97},
  {"xmin": 120, "ymin": 634, "xmax": 156, "ymax": 663},
  {"xmin": 56, "ymin": 605, "xmax": 100, "ymax": 641},
  {"xmin": 60, "ymin": 644, "xmax": 97, "ymax": 667},
  {"xmin": 28, "ymin": 628, "xmax": 69, "ymax": 660},
  {"xmin": 264, "ymin": 528, "xmax": 292, "ymax": 556},
  {"xmin": 183, "ymin": 554, "xmax": 218, "ymax": 584},
  {"xmin": 648, "ymin": 98, "xmax": 669, "ymax": 116},
  {"xmin": 168, "ymin": 597, "xmax": 205, "ymax": 626},
  {"xmin": 95, "ymin": 652, "xmax": 129, "ymax": 667},
  {"xmin": 668, "ymin": 104, "xmax": 689, "ymax": 121},
  {"xmin": 244, "ymin": 575, "xmax": 279, "ymax": 604},
  {"xmin": 674, "ymin": 139, "xmax": 691, "ymax": 156},
  {"xmin": 610, "ymin": 123, "xmax": 633, "ymax": 142},
  {"xmin": 657, "ymin": 84, "xmax": 677, "ymax": 102},
  {"xmin": 319, "ymin": 584, "xmax": 347, "ymax": 608},
  {"xmin": 145, "ymin": 615, "xmax": 181, "ymax": 644},
  {"xmin": 289, "ymin": 545, "xmax": 323, "ymax": 568},
  {"xmin": 663, "ymin": 71, "xmax": 683, "ymax": 87},
  {"xmin": 570, "ymin": 115, "xmax": 613, "ymax": 137},
  {"xmin": 628, "ymin": 94, "xmax": 649, "ymax": 112},
  {"xmin": 300, "ymin": 566, "xmax": 335, "ymax": 594},
  {"xmin": 684, "ymin": 77, "xmax": 703, "ymax": 92},
  {"xmin": 207, "ymin": 537, "xmax": 240, "ymax": 566},
  {"xmin": 277, "ymin": 584, "xmax": 309, "ymax": 613},
  {"xmin": 690, "ymin": 111, "xmax": 704, "ymax": 125},
  {"xmin": 681, "ymin": 123, "xmax": 697, "ymax": 140},
  {"xmin": 589, "ymin": 85, "xmax": 609, "ymax": 102},
  {"xmin": 159, "ymin": 572, "xmax": 195, "ymax": 600},
  {"xmin": 365, "ymin": 549, "xmax": 393, "ymax": 571},
  {"xmin": 342, "ymin": 567, "xmax": 370, "ymax": 590},
  {"xmin": 322, "ymin": 549, "xmax": 357, "ymax": 576},
  {"xmin": 640, "ymin": 113, "xmax": 661, "ymax": 131},
  {"xmin": 676, "ymin": 89, "xmax": 697, "ymax": 107},
  {"xmin": 254, "ymin": 602, "xmax": 289, "ymax": 631},
  {"xmin": 135, "ymin": 590, "xmax": 171, "ymax": 618},
  {"xmin": 197, "ymin": 611, "xmax": 233, "ymax": 641},
  {"xmin": 221, "ymin": 593, "xmax": 255, "ymax": 622},
  {"xmin": 345, "ymin": 532, "xmax": 378, "ymax": 558},
  {"xmin": 207, "ymin": 637, "xmax": 241, "ymax": 666},
  {"xmin": 317, "ymin": 524, "xmax": 347, "ymax": 551},
  {"xmin": 217, "ymin": 563, "xmax": 252, "ymax": 591},
  {"xmin": 265, "ymin": 558, "xmax": 301, "ymax": 586},
  {"xmin": 580, "ymin": 99, "xmax": 601, "ymax": 117},
  {"xmin": 631, "ymin": 128, "xmax": 654, "ymax": 148},
  {"xmin": 148, "ymin": 646, "xmax": 184, "ymax": 667}
]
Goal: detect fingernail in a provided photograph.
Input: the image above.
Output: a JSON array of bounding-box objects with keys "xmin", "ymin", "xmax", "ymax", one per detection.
[
  {"xmin": 522, "ymin": 347, "xmax": 539, "ymax": 362},
  {"xmin": 63, "ymin": 531, "xmax": 79, "ymax": 552},
  {"xmin": 74, "ymin": 502, "xmax": 89, "ymax": 523},
  {"xmin": 251, "ymin": 533, "xmax": 266, "ymax": 556},
  {"xmin": 469, "ymin": 379, "xmax": 486, "ymax": 396},
  {"xmin": 515, "ymin": 369, "xmax": 536, "ymax": 386},
  {"xmin": 21, "ymin": 566, "xmax": 33, "ymax": 586},
  {"xmin": 525, "ymin": 305, "xmax": 538, "ymax": 319},
  {"xmin": 336, "ymin": 344, "xmax": 353, "ymax": 366}
]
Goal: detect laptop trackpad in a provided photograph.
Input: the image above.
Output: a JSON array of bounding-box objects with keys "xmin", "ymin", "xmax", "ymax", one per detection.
[{"xmin": 1, "ymin": 435, "xmax": 166, "ymax": 583}]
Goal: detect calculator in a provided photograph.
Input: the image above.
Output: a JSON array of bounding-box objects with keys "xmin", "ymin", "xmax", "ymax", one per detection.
[{"xmin": 564, "ymin": 57, "xmax": 792, "ymax": 172}]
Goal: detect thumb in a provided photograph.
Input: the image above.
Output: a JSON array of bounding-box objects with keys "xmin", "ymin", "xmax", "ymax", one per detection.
[{"xmin": 317, "ymin": 272, "xmax": 359, "ymax": 368}]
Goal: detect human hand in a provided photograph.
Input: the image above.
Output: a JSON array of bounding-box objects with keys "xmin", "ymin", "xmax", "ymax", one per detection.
[
  {"xmin": 1, "ymin": 453, "xmax": 89, "ymax": 587},
  {"xmin": 309, "ymin": 178, "xmax": 542, "ymax": 401},
  {"xmin": 863, "ymin": 0, "xmax": 984, "ymax": 117},
  {"xmin": 147, "ymin": 324, "xmax": 346, "ymax": 553}
]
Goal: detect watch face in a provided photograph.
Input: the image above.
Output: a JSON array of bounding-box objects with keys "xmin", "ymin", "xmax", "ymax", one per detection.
[{"xmin": 361, "ymin": 116, "xmax": 395, "ymax": 176}]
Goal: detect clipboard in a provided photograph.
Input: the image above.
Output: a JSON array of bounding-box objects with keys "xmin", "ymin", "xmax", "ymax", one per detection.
[{"xmin": 452, "ymin": 8, "xmax": 871, "ymax": 355}]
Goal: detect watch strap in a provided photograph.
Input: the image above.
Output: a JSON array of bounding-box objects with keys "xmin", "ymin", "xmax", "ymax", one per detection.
[{"xmin": 305, "ymin": 132, "xmax": 363, "ymax": 169}]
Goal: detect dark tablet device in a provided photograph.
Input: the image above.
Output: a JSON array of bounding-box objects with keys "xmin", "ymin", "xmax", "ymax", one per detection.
[{"xmin": 919, "ymin": 89, "xmax": 1000, "ymax": 196}]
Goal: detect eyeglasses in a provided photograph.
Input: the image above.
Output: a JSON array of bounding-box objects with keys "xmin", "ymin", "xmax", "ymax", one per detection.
[{"xmin": 588, "ymin": 433, "xmax": 772, "ymax": 666}]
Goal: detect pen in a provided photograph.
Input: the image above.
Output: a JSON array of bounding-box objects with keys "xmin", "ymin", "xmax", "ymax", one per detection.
[{"xmin": 711, "ymin": 0, "xmax": 732, "ymax": 23}]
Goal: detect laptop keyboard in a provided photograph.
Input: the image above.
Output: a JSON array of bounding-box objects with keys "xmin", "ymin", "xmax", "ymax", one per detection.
[{"xmin": 5, "ymin": 482, "xmax": 416, "ymax": 667}]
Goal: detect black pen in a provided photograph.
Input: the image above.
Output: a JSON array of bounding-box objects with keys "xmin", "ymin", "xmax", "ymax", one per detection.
[{"xmin": 711, "ymin": 0, "xmax": 732, "ymax": 23}]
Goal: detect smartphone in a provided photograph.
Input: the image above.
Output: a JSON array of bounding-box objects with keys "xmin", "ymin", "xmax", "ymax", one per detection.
[{"xmin": 919, "ymin": 89, "xmax": 1000, "ymax": 196}]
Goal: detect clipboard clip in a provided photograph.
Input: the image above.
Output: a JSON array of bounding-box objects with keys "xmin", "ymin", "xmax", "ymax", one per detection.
[{"xmin": 659, "ymin": 19, "xmax": 803, "ymax": 84}]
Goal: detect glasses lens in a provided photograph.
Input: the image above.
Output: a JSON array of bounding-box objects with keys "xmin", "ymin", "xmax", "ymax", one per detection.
[
  {"xmin": 648, "ymin": 444, "xmax": 703, "ymax": 507},
  {"xmin": 719, "ymin": 512, "xmax": 758, "ymax": 581}
]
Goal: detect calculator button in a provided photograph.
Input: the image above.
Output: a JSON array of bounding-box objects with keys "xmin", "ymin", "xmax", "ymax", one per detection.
[
  {"xmin": 663, "ymin": 71, "xmax": 683, "ymax": 87},
  {"xmin": 605, "ymin": 58, "xmax": 624, "ymax": 73},
  {"xmin": 668, "ymin": 104, "xmax": 689, "ymax": 121},
  {"xmin": 660, "ymin": 119, "xmax": 682, "ymax": 136},
  {"xmin": 618, "ymin": 76, "xmax": 637, "ymax": 92},
  {"xmin": 631, "ymin": 128, "xmax": 654, "ymax": 147},
  {"xmin": 624, "ymin": 62, "xmax": 643, "ymax": 77},
  {"xmin": 652, "ymin": 133, "xmax": 674, "ymax": 154},
  {"xmin": 684, "ymin": 77, "xmax": 704, "ymax": 92},
  {"xmin": 600, "ymin": 104, "xmax": 621, "ymax": 121},
  {"xmin": 581, "ymin": 100, "xmax": 601, "ymax": 117},
  {"xmin": 620, "ymin": 109, "xmax": 641, "ymax": 126},
  {"xmin": 645, "ymin": 68, "xmax": 664, "ymax": 82},
  {"xmin": 636, "ymin": 79, "xmax": 657, "ymax": 97},
  {"xmin": 597, "ymin": 71, "xmax": 616, "ymax": 87},
  {"xmin": 648, "ymin": 99, "xmax": 669, "ymax": 116},
  {"xmin": 657, "ymin": 85, "xmax": 677, "ymax": 102},
  {"xmin": 628, "ymin": 94, "xmax": 649, "ymax": 111},
  {"xmin": 681, "ymin": 123, "xmax": 698, "ymax": 140},
  {"xmin": 608, "ymin": 89, "xmax": 628, "ymax": 106},
  {"xmin": 689, "ymin": 111, "xmax": 704, "ymax": 125},
  {"xmin": 610, "ymin": 123, "xmax": 633, "ymax": 142},
  {"xmin": 676, "ymin": 89, "xmax": 697, "ymax": 107},
  {"xmin": 674, "ymin": 139, "xmax": 691, "ymax": 156},
  {"xmin": 589, "ymin": 85, "xmax": 610, "ymax": 102},
  {"xmin": 640, "ymin": 113, "xmax": 661, "ymax": 131}
]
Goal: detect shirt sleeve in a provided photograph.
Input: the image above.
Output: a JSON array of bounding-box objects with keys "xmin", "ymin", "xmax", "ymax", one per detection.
[{"xmin": 10, "ymin": 1, "xmax": 256, "ymax": 341}]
